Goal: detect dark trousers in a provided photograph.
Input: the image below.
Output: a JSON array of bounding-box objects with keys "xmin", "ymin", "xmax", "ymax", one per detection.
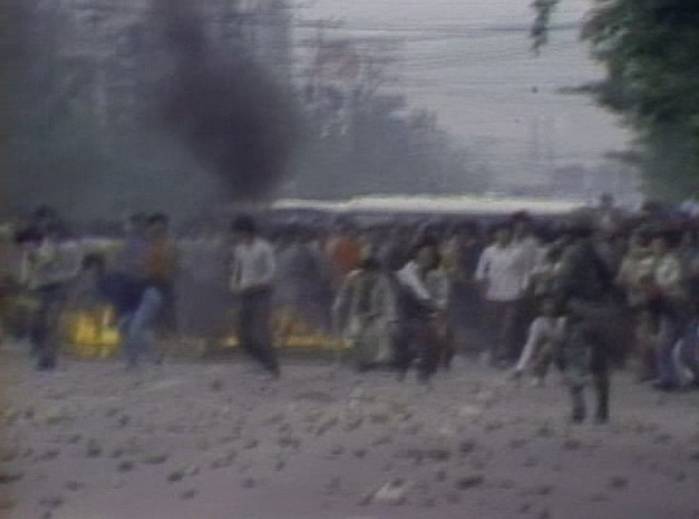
[
  {"xmin": 394, "ymin": 318, "xmax": 439, "ymax": 382},
  {"xmin": 238, "ymin": 288, "xmax": 279, "ymax": 375},
  {"xmin": 565, "ymin": 318, "xmax": 611, "ymax": 422},
  {"xmin": 31, "ymin": 284, "xmax": 65, "ymax": 370},
  {"xmin": 485, "ymin": 300, "xmax": 520, "ymax": 364}
]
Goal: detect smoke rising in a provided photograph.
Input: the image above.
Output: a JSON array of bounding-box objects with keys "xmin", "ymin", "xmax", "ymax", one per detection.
[{"xmin": 152, "ymin": 0, "xmax": 297, "ymax": 201}]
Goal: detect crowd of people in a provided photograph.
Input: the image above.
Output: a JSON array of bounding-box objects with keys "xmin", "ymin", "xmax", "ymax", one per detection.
[{"xmin": 2, "ymin": 195, "xmax": 699, "ymax": 424}]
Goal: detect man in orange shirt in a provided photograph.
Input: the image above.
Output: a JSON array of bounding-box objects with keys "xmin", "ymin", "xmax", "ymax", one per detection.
[
  {"xmin": 145, "ymin": 213, "xmax": 179, "ymax": 338},
  {"xmin": 324, "ymin": 223, "xmax": 363, "ymax": 289}
]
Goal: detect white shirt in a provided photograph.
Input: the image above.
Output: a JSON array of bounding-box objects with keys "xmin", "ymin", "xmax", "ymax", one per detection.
[
  {"xmin": 230, "ymin": 238, "xmax": 276, "ymax": 292},
  {"xmin": 474, "ymin": 243, "xmax": 527, "ymax": 302},
  {"xmin": 23, "ymin": 239, "xmax": 81, "ymax": 290}
]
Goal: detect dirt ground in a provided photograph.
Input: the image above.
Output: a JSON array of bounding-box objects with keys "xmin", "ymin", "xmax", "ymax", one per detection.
[{"xmin": 1, "ymin": 346, "xmax": 699, "ymax": 519}]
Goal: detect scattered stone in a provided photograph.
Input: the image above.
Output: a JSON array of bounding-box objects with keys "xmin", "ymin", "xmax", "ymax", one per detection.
[
  {"xmin": 674, "ymin": 471, "xmax": 687, "ymax": 482},
  {"xmin": 118, "ymin": 415, "xmax": 131, "ymax": 427},
  {"xmin": 117, "ymin": 461, "xmax": 135, "ymax": 473},
  {"xmin": 609, "ymin": 476, "xmax": 628, "ymax": 490},
  {"xmin": 343, "ymin": 417, "xmax": 364, "ymax": 432},
  {"xmin": 653, "ymin": 433, "xmax": 672, "ymax": 445},
  {"xmin": 0, "ymin": 472, "xmax": 23, "ymax": 484},
  {"xmin": 427, "ymin": 449, "xmax": 451, "ymax": 462},
  {"xmin": 353, "ymin": 449, "xmax": 367, "ymax": 459},
  {"xmin": 168, "ymin": 470, "xmax": 185, "ymax": 483},
  {"xmin": 180, "ymin": 489, "xmax": 198, "ymax": 500},
  {"xmin": 0, "ymin": 451, "xmax": 17, "ymax": 463},
  {"xmin": 690, "ymin": 451, "xmax": 699, "ymax": 462},
  {"xmin": 244, "ymin": 439, "xmax": 259, "ymax": 450},
  {"xmin": 39, "ymin": 496, "xmax": 64, "ymax": 509},
  {"xmin": 111, "ymin": 448, "xmax": 124, "ymax": 459},
  {"xmin": 435, "ymin": 469, "xmax": 447, "ymax": 482},
  {"xmin": 370, "ymin": 413, "xmax": 390, "ymax": 425},
  {"xmin": 563, "ymin": 439, "xmax": 582, "ymax": 451},
  {"xmin": 538, "ymin": 507, "xmax": 552, "ymax": 519},
  {"xmin": 143, "ymin": 453, "xmax": 168, "ymax": 465},
  {"xmin": 86, "ymin": 440, "xmax": 102, "ymax": 458},
  {"xmin": 519, "ymin": 503, "xmax": 533, "ymax": 514},
  {"xmin": 536, "ymin": 425, "xmax": 554, "ymax": 438},
  {"xmin": 278, "ymin": 436, "xmax": 301, "ymax": 450},
  {"xmin": 211, "ymin": 451, "xmax": 237, "ymax": 469},
  {"xmin": 210, "ymin": 379, "xmax": 224, "ymax": 392},
  {"xmin": 590, "ymin": 492, "xmax": 609, "ymax": 502},
  {"xmin": 484, "ymin": 420, "xmax": 504, "ymax": 432},
  {"xmin": 38, "ymin": 449, "xmax": 60, "ymax": 461},
  {"xmin": 66, "ymin": 434, "xmax": 82, "ymax": 445},
  {"xmin": 242, "ymin": 477, "xmax": 256, "ymax": 489},
  {"xmin": 316, "ymin": 417, "xmax": 338, "ymax": 436},
  {"xmin": 532, "ymin": 484, "xmax": 554, "ymax": 496},
  {"xmin": 510, "ymin": 439, "xmax": 528, "ymax": 450},
  {"xmin": 455, "ymin": 475, "xmax": 484, "ymax": 490},
  {"xmin": 330, "ymin": 445, "xmax": 345, "ymax": 457},
  {"xmin": 275, "ymin": 460, "xmax": 286, "ymax": 471},
  {"xmin": 372, "ymin": 435, "xmax": 392, "ymax": 446},
  {"xmin": 459, "ymin": 440, "xmax": 476, "ymax": 455},
  {"xmin": 523, "ymin": 457, "xmax": 539, "ymax": 468},
  {"xmin": 371, "ymin": 479, "xmax": 410, "ymax": 506},
  {"xmin": 44, "ymin": 406, "xmax": 69, "ymax": 426},
  {"xmin": 65, "ymin": 481, "xmax": 84, "ymax": 492}
]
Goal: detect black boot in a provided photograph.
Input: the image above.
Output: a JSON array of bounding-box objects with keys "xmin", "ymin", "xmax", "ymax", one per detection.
[{"xmin": 570, "ymin": 386, "xmax": 586, "ymax": 424}]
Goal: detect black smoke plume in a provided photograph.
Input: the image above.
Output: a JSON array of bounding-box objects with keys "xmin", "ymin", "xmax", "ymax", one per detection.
[{"xmin": 151, "ymin": 0, "xmax": 297, "ymax": 201}]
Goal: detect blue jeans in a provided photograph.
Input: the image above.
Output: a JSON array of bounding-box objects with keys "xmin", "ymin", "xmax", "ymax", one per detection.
[{"xmin": 120, "ymin": 287, "xmax": 163, "ymax": 367}]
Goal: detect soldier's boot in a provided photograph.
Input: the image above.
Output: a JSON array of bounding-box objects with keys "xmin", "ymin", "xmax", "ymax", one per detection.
[
  {"xmin": 594, "ymin": 373, "xmax": 610, "ymax": 424},
  {"xmin": 570, "ymin": 385, "xmax": 586, "ymax": 423}
]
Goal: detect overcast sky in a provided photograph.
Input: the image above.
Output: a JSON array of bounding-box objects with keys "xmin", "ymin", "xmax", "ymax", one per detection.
[{"xmin": 292, "ymin": 0, "xmax": 630, "ymax": 187}]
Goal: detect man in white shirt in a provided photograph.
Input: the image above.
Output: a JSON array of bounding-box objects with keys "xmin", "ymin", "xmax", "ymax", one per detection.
[
  {"xmin": 475, "ymin": 224, "xmax": 528, "ymax": 366},
  {"xmin": 394, "ymin": 239, "xmax": 442, "ymax": 383},
  {"xmin": 230, "ymin": 215, "xmax": 279, "ymax": 377}
]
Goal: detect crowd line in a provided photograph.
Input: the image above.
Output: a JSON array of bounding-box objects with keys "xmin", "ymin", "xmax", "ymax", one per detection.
[{"xmin": 2, "ymin": 195, "xmax": 699, "ymax": 423}]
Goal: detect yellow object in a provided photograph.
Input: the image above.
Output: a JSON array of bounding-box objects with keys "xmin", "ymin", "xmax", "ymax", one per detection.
[
  {"xmin": 65, "ymin": 306, "xmax": 347, "ymax": 358},
  {"xmin": 66, "ymin": 307, "xmax": 121, "ymax": 359}
]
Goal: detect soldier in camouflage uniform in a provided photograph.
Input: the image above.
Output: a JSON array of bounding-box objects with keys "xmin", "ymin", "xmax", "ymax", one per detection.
[{"xmin": 554, "ymin": 225, "xmax": 616, "ymax": 424}]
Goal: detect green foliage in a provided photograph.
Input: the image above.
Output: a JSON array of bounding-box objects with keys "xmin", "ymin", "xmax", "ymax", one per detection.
[{"xmin": 533, "ymin": 0, "xmax": 699, "ymax": 199}]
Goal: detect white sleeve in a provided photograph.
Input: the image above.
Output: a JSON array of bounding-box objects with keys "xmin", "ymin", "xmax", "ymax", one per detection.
[
  {"xmin": 474, "ymin": 247, "xmax": 491, "ymax": 281},
  {"xmin": 515, "ymin": 318, "xmax": 543, "ymax": 371},
  {"xmin": 397, "ymin": 265, "xmax": 433, "ymax": 302}
]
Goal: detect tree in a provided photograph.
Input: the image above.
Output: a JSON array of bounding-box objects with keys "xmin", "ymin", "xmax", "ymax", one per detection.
[{"xmin": 533, "ymin": 0, "xmax": 699, "ymax": 199}]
